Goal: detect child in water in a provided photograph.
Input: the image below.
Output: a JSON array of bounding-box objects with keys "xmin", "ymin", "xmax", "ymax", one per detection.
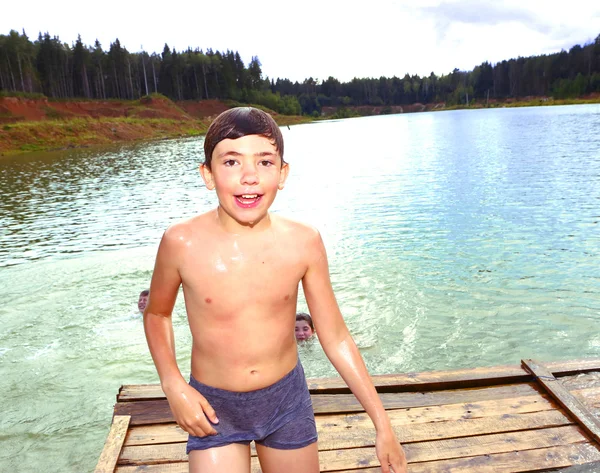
[
  {"xmin": 138, "ymin": 289, "xmax": 149, "ymax": 313},
  {"xmin": 295, "ymin": 312, "xmax": 315, "ymax": 342},
  {"xmin": 143, "ymin": 107, "xmax": 407, "ymax": 473}
]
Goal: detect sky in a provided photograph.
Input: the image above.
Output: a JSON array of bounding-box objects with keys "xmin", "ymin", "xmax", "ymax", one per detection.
[{"xmin": 3, "ymin": 0, "xmax": 600, "ymax": 83}]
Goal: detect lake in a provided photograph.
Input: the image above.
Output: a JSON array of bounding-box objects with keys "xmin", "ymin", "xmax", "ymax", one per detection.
[{"xmin": 1, "ymin": 104, "xmax": 599, "ymax": 472}]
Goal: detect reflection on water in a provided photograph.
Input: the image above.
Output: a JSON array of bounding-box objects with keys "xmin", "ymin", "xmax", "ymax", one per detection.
[{"xmin": 1, "ymin": 104, "xmax": 600, "ymax": 472}]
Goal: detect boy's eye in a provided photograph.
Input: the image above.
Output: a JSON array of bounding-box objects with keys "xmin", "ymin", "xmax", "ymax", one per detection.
[
  {"xmin": 224, "ymin": 159, "xmax": 237, "ymax": 166},
  {"xmin": 259, "ymin": 160, "xmax": 274, "ymax": 167}
]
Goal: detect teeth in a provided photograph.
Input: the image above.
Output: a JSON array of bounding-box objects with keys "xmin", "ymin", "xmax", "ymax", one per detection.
[{"xmin": 241, "ymin": 194, "xmax": 258, "ymax": 199}]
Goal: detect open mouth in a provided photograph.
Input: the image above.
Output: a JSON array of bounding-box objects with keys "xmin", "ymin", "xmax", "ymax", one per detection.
[{"xmin": 235, "ymin": 194, "xmax": 263, "ymax": 208}]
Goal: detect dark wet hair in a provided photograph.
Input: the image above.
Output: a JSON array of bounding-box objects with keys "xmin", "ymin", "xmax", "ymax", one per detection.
[
  {"xmin": 139, "ymin": 289, "xmax": 150, "ymax": 297},
  {"xmin": 296, "ymin": 312, "xmax": 314, "ymax": 331},
  {"xmin": 203, "ymin": 107, "xmax": 285, "ymax": 170}
]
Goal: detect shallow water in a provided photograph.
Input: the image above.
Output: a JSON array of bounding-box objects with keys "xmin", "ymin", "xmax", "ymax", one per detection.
[{"xmin": 1, "ymin": 104, "xmax": 599, "ymax": 472}]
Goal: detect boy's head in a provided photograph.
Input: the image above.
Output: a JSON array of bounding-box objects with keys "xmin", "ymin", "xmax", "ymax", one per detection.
[
  {"xmin": 295, "ymin": 312, "xmax": 315, "ymax": 341},
  {"xmin": 203, "ymin": 107, "xmax": 285, "ymax": 171},
  {"xmin": 138, "ymin": 289, "xmax": 150, "ymax": 313}
]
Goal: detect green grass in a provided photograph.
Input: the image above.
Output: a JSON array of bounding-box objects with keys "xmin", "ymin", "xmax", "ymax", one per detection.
[{"xmin": 0, "ymin": 90, "xmax": 46, "ymax": 99}]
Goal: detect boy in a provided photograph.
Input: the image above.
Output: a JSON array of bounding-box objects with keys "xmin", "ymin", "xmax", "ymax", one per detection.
[
  {"xmin": 295, "ymin": 312, "xmax": 315, "ymax": 342},
  {"xmin": 144, "ymin": 107, "xmax": 407, "ymax": 473},
  {"xmin": 138, "ymin": 289, "xmax": 149, "ymax": 313}
]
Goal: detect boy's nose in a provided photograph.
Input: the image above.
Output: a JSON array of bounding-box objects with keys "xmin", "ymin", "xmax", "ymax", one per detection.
[{"xmin": 240, "ymin": 165, "xmax": 259, "ymax": 185}]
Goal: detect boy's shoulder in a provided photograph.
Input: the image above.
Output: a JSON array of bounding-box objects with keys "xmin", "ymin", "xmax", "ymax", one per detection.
[
  {"xmin": 161, "ymin": 211, "xmax": 215, "ymax": 244},
  {"xmin": 272, "ymin": 213, "xmax": 318, "ymax": 234},
  {"xmin": 271, "ymin": 214, "xmax": 323, "ymax": 247}
]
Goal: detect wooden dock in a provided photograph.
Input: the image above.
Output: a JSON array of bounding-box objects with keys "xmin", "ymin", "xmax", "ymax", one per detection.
[{"xmin": 95, "ymin": 358, "xmax": 600, "ymax": 472}]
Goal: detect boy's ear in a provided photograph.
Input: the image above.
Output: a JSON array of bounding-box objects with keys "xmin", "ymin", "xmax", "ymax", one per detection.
[
  {"xmin": 278, "ymin": 163, "xmax": 290, "ymax": 190},
  {"xmin": 200, "ymin": 164, "xmax": 215, "ymax": 190}
]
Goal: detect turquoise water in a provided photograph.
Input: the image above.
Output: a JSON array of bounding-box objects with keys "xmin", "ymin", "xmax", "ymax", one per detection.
[{"xmin": 1, "ymin": 105, "xmax": 599, "ymax": 472}]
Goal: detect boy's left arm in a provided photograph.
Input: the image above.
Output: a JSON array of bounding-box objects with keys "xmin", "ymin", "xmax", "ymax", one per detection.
[{"xmin": 302, "ymin": 231, "xmax": 408, "ymax": 473}]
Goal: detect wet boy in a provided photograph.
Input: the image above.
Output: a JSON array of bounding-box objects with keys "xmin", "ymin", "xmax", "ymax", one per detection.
[
  {"xmin": 144, "ymin": 107, "xmax": 407, "ymax": 473},
  {"xmin": 295, "ymin": 312, "xmax": 315, "ymax": 342},
  {"xmin": 138, "ymin": 289, "xmax": 149, "ymax": 313}
]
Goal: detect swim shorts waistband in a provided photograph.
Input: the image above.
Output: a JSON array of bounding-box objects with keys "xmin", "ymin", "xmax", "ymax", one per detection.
[{"xmin": 189, "ymin": 359, "xmax": 303, "ymax": 401}]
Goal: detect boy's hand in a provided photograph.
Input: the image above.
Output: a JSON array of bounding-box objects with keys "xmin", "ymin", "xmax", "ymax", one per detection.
[
  {"xmin": 376, "ymin": 429, "xmax": 408, "ymax": 473},
  {"xmin": 164, "ymin": 381, "xmax": 219, "ymax": 437}
]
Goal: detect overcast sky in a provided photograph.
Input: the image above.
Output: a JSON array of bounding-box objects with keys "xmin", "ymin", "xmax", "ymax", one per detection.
[{"xmin": 3, "ymin": 0, "xmax": 600, "ymax": 83}]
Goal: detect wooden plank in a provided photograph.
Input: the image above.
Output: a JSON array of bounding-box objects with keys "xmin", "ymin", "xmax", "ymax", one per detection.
[
  {"xmin": 550, "ymin": 460, "xmax": 600, "ymax": 472},
  {"xmin": 117, "ymin": 465, "xmax": 188, "ymax": 473},
  {"xmin": 118, "ymin": 384, "xmax": 165, "ymax": 402},
  {"xmin": 116, "ymin": 358, "xmax": 600, "ymax": 401},
  {"xmin": 114, "ymin": 382, "xmax": 544, "ymax": 425},
  {"xmin": 123, "ymin": 409, "xmax": 572, "ymax": 452},
  {"xmin": 114, "ymin": 443, "xmax": 600, "ymax": 473},
  {"xmin": 523, "ymin": 359, "xmax": 600, "ymax": 445},
  {"xmin": 310, "ymin": 383, "xmax": 545, "ymax": 414},
  {"xmin": 114, "ymin": 399, "xmax": 173, "ymax": 426},
  {"xmin": 117, "ymin": 424, "xmax": 586, "ymax": 467},
  {"xmin": 94, "ymin": 415, "xmax": 131, "ymax": 473},
  {"xmin": 317, "ymin": 425, "xmax": 590, "ymax": 471},
  {"xmin": 125, "ymin": 392, "xmax": 557, "ymax": 446},
  {"xmin": 317, "ymin": 410, "xmax": 573, "ymax": 451},
  {"xmin": 333, "ymin": 443, "xmax": 600, "ymax": 473}
]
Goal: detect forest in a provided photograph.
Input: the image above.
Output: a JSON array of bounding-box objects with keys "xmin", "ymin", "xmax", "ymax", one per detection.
[{"xmin": 1, "ymin": 29, "xmax": 600, "ymax": 116}]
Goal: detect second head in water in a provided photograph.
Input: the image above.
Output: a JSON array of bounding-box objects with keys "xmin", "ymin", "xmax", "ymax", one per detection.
[{"xmin": 295, "ymin": 313, "xmax": 315, "ymax": 342}]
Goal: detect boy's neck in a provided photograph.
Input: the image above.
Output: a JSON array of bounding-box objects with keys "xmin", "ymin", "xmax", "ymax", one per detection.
[{"xmin": 215, "ymin": 206, "xmax": 273, "ymax": 235}]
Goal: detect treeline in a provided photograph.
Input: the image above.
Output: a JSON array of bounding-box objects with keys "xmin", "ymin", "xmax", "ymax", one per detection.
[{"xmin": 1, "ymin": 29, "xmax": 600, "ymax": 117}]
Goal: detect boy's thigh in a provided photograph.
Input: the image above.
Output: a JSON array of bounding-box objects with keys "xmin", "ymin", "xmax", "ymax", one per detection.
[
  {"xmin": 188, "ymin": 443, "xmax": 251, "ymax": 473},
  {"xmin": 256, "ymin": 442, "xmax": 320, "ymax": 473}
]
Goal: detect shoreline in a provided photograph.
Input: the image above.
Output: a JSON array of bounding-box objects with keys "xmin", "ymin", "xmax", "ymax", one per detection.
[{"xmin": 2, "ymin": 95, "xmax": 599, "ymax": 157}]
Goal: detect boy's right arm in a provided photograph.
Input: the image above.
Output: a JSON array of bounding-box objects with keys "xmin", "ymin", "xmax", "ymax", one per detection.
[{"xmin": 144, "ymin": 227, "xmax": 218, "ymax": 437}]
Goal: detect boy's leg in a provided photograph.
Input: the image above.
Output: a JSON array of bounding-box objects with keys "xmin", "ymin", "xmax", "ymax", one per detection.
[
  {"xmin": 255, "ymin": 442, "xmax": 320, "ymax": 473},
  {"xmin": 188, "ymin": 443, "xmax": 251, "ymax": 473}
]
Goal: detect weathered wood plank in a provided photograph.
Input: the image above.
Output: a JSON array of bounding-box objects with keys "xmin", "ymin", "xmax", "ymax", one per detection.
[
  {"xmin": 116, "ymin": 358, "xmax": 600, "ymax": 401},
  {"xmin": 114, "ymin": 443, "xmax": 600, "ymax": 473},
  {"xmin": 316, "ymin": 425, "xmax": 590, "ymax": 471},
  {"xmin": 95, "ymin": 415, "xmax": 131, "ymax": 473},
  {"xmin": 523, "ymin": 359, "xmax": 600, "ymax": 445},
  {"xmin": 118, "ymin": 424, "xmax": 586, "ymax": 467},
  {"xmin": 118, "ymin": 384, "xmax": 165, "ymax": 402},
  {"xmin": 549, "ymin": 460, "xmax": 600, "ymax": 472},
  {"xmin": 115, "ymin": 382, "xmax": 545, "ymax": 425},
  {"xmin": 333, "ymin": 443, "xmax": 600, "ymax": 473},
  {"xmin": 317, "ymin": 410, "xmax": 573, "ymax": 451},
  {"xmin": 125, "ymin": 392, "xmax": 557, "ymax": 446},
  {"xmin": 310, "ymin": 383, "xmax": 545, "ymax": 414},
  {"xmin": 124, "ymin": 410, "xmax": 573, "ymax": 454}
]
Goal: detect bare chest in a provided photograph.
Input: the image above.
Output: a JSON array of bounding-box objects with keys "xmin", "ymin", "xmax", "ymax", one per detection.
[{"xmin": 180, "ymin": 239, "xmax": 305, "ymax": 308}]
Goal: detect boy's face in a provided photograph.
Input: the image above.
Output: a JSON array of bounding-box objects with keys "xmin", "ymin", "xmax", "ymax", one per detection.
[
  {"xmin": 295, "ymin": 320, "xmax": 314, "ymax": 341},
  {"xmin": 200, "ymin": 135, "xmax": 289, "ymax": 230},
  {"xmin": 138, "ymin": 294, "xmax": 148, "ymax": 312}
]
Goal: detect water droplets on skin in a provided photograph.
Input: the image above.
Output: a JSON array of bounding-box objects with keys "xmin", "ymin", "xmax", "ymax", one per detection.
[{"xmin": 1, "ymin": 106, "xmax": 600, "ymax": 472}]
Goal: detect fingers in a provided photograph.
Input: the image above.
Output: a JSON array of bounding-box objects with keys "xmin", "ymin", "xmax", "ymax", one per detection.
[
  {"xmin": 200, "ymin": 397, "xmax": 219, "ymax": 425},
  {"xmin": 388, "ymin": 455, "xmax": 408, "ymax": 473},
  {"xmin": 190, "ymin": 412, "xmax": 218, "ymax": 437},
  {"xmin": 380, "ymin": 454, "xmax": 391, "ymax": 473}
]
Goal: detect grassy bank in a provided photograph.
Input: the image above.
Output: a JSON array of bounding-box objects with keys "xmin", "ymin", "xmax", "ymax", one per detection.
[
  {"xmin": 0, "ymin": 117, "xmax": 211, "ymax": 155},
  {"xmin": 0, "ymin": 110, "xmax": 312, "ymax": 156}
]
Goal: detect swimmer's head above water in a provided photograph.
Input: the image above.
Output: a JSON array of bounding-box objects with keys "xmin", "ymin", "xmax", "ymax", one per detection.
[
  {"xmin": 138, "ymin": 289, "xmax": 149, "ymax": 313},
  {"xmin": 295, "ymin": 312, "xmax": 315, "ymax": 342}
]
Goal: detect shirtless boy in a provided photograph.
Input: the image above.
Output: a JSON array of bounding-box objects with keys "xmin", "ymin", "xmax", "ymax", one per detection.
[{"xmin": 143, "ymin": 107, "xmax": 408, "ymax": 473}]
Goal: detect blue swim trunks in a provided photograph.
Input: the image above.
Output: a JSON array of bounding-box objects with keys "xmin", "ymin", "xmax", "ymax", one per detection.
[{"xmin": 186, "ymin": 360, "xmax": 318, "ymax": 452}]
